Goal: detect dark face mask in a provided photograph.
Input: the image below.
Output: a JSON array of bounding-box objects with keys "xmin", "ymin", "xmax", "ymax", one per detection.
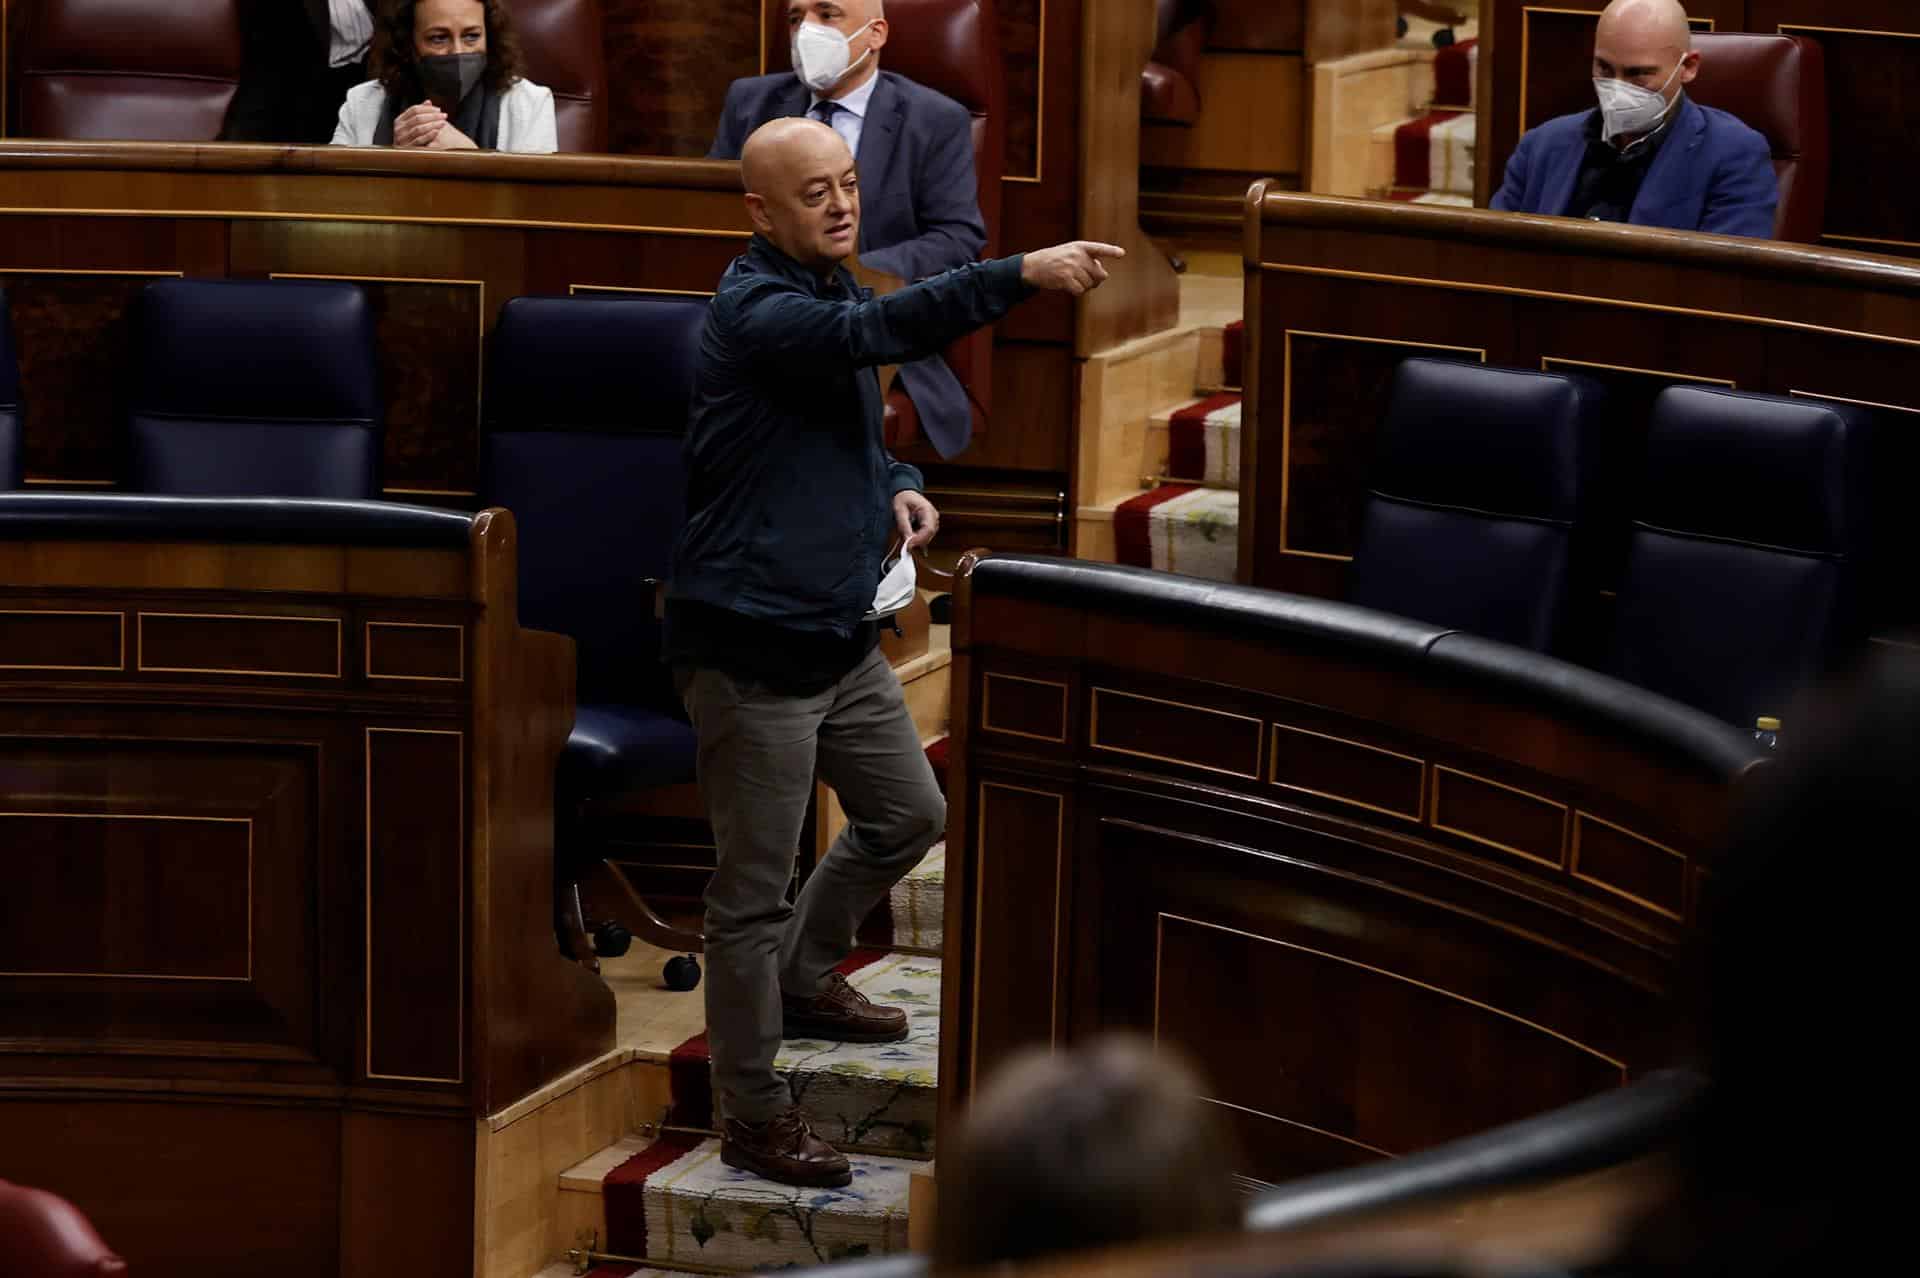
[{"xmin": 419, "ymin": 52, "xmax": 487, "ymax": 105}]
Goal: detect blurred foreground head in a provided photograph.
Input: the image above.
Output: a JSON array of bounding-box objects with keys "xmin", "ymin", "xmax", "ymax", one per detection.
[{"xmin": 935, "ymin": 1034, "xmax": 1239, "ymax": 1269}]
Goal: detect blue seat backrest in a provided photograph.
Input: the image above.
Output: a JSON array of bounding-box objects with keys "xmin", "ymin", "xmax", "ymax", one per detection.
[
  {"xmin": 128, "ymin": 279, "xmax": 381, "ymax": 498},
  {"xmin": 1346, "ymin": 358, "xmax": 1604, "ymax": 652},
  {"xmin": 483, "ymin": 295, "xmax": 708, "ymax": 709},
  {"xmin": 1609, "ymin": 386, "xmax": 1873, "ymax": 728},
  {"xmin": 0, "ymin": 290, "xmax": 21, "ymax": 490}
]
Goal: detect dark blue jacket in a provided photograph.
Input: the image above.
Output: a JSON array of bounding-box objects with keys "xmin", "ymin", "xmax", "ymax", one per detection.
[
  {"xmin": 1491, "ymin": 98, "xmax": 1778, "ymax": 239},
  {"xmin": 709, "ymin": 69, "xmax": 989, "ymax": 457},
  {"xmin": 668, "ymin": 237, "xmax": 1030, "ymax": 637}
]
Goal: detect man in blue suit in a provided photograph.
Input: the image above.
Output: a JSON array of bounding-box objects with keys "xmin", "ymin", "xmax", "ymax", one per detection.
[
  {"xmin": 711, "ymin": 0, "xmax": 989, "ymax": 458},
  {"xmin": 1491, "ymin": 0, "xmax": 1777, "ymax": 239}
]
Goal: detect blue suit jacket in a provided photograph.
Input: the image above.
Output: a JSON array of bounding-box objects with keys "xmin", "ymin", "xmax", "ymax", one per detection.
[
  {"xmin": 1491, "ymin": 98, "xmax": 1778, "ymax": 239},
  {"xmin": 710, "ymin": 71, "xmax": 989, "ymax": 458}
]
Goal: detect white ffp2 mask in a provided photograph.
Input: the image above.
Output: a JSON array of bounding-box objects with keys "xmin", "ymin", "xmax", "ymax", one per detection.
[
  {"xmin": 792, "ymin": 20, "xmax": 875, "ymax": 94},
  {"xmin": 1594, "ymin": 61, "xmax": 1683, "ymax": 143}
]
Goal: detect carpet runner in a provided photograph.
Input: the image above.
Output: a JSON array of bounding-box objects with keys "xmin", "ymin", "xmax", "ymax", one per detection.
[
  {"xmin": 1163, "ymin": 393, "xmax": 1242, "ymax": 486},
  {"xmin": 1387, "ymin": 38, "xmax": 1479, "ymax": 200},
  {"xmin": 1222, "ymin": 320, "xmax": 1244, "ymax": 389},
  {"xmin": 1113, "ymin": 484, "xmax": 1240, "ymax": 582},
  {"xmin": 664, "ymin": 949, "xmax": 942, "ymax": 1157}
]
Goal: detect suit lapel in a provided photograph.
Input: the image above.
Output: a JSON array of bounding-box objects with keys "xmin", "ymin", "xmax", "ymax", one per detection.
[
  {"xmin": 855, "ymin": 75, "xmax": 903, "ymax": 253},
  {"xmin": 1632, "ymin": 97, "xmax": 1706, "ymax": 228},
  {"xmin": 1540, "ymin": 111, "xmax": 1593, "ymax": 217}
]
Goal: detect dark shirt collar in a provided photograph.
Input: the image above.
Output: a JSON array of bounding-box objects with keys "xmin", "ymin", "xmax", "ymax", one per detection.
[{"xmin": 745, "ymin": 233, "xmax": 855, "ymax": 298}]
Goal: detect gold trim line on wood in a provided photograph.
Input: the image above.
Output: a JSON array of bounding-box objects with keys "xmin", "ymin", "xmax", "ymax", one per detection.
[
  {"xmin": 19, "ymin": 477, "xmax": 119, "ymax": 487},
  {"xmin": 135, "ymin": 612, "xmax": 343, "ymax": 680},
  {"xmin": 1789, "ymin": 389, "xmax": 1920, "ymax": 417},
  {"xmin": 1157, "ymin": 912, "xmax": 1628, "ymax": 1071},
  {"xmin": 383, "ymin": 486, "xmax": 479, "ymax": 497},
  {"xmin": 1778, "ymin": 24, "xmax": 1920, "ymax": 41},
  {"xmin": 1821, "ymin": 232, "xmax": 1920, "ymax": 252},
  {"xmin": 0, "ymin": 206, "xmax": 752, "ymax": 238},
  {"xmin": 1259, "ymin": 263, "xmax": 1920, "ymax": 351},
  {"xmin": 364, "ymin": 726, "xmax": 466, "ymax": 1086},
  {"xmin": 1428, "ymin": 764, "xmax": 1569, "ymax": 871},
  {"xmin": 568, "ymin": 283, "xmax": 716, "ymax": 298},
  {"xmin": 980, "ymin": 671, "xmax": 1069, "ymax": 744},
  {"xmin": 0, "ymin": 609, "xmax": 126, "ymax": 672},
  {"xmin": 1568, "ymin": 810, "xmax": 1686, "ymax": 922},
  {"xmin": 1267, "ymin": 722, "xmax": 1425, "ymax": 823},
  {"xmin": 1088, "ymin": 686, "xmax": 1263, "ymax": 781},
  {"xmin": 971, "ymin": 780, "xmax": 1068, "ymax": 1086},
  {"xmin": 0, "ymin": 266, "xmax": 183, "ymax": 278},
  {"xmin": 364, "ymin": 621, "xmax": 466, "ymax": 684},
  {"xmin": 1195, "ymin": 1095, "xmax": 1396, "ymax": 1161},
  {"xmin": 1280, "ymin": 329, "xmax": 1487, "ymax": 560},
  {"xmin": 0, "ymin": 811, "xmax": 254, "ymax": 982},
  {"xmin": 1542, "ymin": 356, "xmax": 1735, "ymax": 387}
]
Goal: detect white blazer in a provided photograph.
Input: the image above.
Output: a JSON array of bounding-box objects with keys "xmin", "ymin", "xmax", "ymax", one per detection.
[{"xmin": 330, "ymin": 78, "xmax": 559, "ymax": 154}]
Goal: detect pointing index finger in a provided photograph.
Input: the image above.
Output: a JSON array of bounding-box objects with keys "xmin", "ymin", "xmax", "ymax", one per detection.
[{"xmin": 1082, "ymin": 242, "xmax": 1127, "ymax": 260}]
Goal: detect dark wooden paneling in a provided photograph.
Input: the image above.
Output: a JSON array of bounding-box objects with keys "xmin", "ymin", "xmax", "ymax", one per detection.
[
  {"xmin": 0, "ymin": 607, "xmax": 123, "ymax": 671},
  {"xmin": 1573, "ymin": 812, "xmax": 1688, "ymax": 920},
  {"xmin": 1269, "ymin": 720, "xmax": 1424, "ymax": 823},
  {"xmin": 1090, "ymin": 686, "xmax": 1263, "ymax": 780},
  {"xmin": 1212, "ymin": 0, "xmax": 1306, "ymax": 52},
  {"xmin": 365, "ymin": 728, "xmax": 465, "ymax": 1085},
  {"xmin": 1278, "ymin": 330, "xmax": 1485, "ymax": 562},
  {"xmin": 0, "ymin": 1100, "xmax": 343, "ymax": 1278},
  {"xmin": 366, "ymin": 622, "xmax": 465, "ymax": 683},
  {"xmin": 603, "ymin": 0, "xmax": 759, "ymax": 157},
  {"xmin": 0, "ymin": 813, "xmax": 251, "ymax": 979},
  {"xmin": 1431, "ymin": 766, "xmax": 1568, "ymax": 870},
  {"xmin": 969, "ymin": 776, "xmax": 1067, "ymax": 1072},
  {"xmin": 0, "ymin": 732, "xmax": 319, "ymax": 1059},
  {"xmin": 138, "ymin": 611, "xmax": 341, "ymax": 680},
  {"xmin": 355, "ymin": 280, "xmax": 483, "ymax": 497},
  {"xmin": 981, "ymin": 670, "xmax": 1069, "ymax": 744},
  {"xmin": 1002, "ymin": 0, "xmax": 1045, "ymax": 180},
  {"xmin": 0, "ymin": 269, "xmax": 167, "ymax": 485},
  {"xmin": 339, "ymin": 1111, "xmax": 475, "ymax": 1278}
]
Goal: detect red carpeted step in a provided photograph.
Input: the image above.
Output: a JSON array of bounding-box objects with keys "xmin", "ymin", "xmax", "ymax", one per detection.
[
  {"xmin": 1393, "ymin": 110, "xmax": 1467, "ymax": 190},
  {"xmin": 1166, "ymin": 392, "xmax": 1243, "ymax": 484},
  {"xmin": 1222, "ymin": 319, "xmax": 1245, "ymax": 388},
  {"xmin": 1113, "ymin": 484, "xmax": 1240, "ymax": 582},
  {"xmin": 1116, "ymin": 484, "xmax": 1197, "ymax": 569}
]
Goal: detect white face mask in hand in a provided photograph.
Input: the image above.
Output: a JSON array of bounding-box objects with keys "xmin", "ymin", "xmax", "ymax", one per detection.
[
  {"xmin": 865, "ymin": 545, "xmax": 918, "ymax": 621},
  {"xmin": 1594, "ymin": 60, "xmax": 1683, "ymax": 144},
  {"xmin": 792, "ymin": 20, "xmax": 876, "ymax": 94}
]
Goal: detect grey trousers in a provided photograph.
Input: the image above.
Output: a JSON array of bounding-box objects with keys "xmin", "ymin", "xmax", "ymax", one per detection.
[{"xmin": 677, "ymin": 645, "xmax": 945, "ymax": 1124}]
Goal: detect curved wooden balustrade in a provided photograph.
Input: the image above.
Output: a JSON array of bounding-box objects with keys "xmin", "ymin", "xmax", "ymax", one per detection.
[
  {"xmin": 937, "ymin": 552, "xmax": 1761, "ymax": 1188},
  {"xmin": 0, "ymin": 496, "xmax": 608, "ymax": 1278},
  {"xmin": 1239, "ymin": 188, "xmax": 1920, "ymax": 639}
]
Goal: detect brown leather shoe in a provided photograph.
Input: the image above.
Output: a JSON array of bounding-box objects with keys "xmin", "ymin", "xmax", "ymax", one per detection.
[
  {"xmin": 782, "ymin": 971, "xmax": 910, "ymax": 1043},
  {"xmin": 721, "ymin": 1108, "xmax": 852, "ymax": 1187}
]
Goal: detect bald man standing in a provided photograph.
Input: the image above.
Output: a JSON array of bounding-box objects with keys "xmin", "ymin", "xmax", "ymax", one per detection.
[
  {"xmin": 666, "ymin": 117, "xmax": 1120, "ymax": 1187},
  {"xmin": 1491, "ymin": 0, "xmax": 1776, "ymax": 237}
]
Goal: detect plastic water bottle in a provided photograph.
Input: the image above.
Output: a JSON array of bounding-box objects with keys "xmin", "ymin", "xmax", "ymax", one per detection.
[{"xmin": 1754, "ymin": 716, "xmax": 1781, "ymax": 751}]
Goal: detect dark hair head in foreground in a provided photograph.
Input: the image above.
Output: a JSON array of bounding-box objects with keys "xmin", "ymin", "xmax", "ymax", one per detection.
[{"xmin": 935, "ymin": 1034, "xmax": 1240, "ymax": 1269}]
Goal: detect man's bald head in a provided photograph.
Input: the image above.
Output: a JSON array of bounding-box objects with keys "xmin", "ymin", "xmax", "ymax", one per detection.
[
  {"xmin": 1597, "ymin": 0, "xmax": 1693, "ymax": 52},
  {"xmin": 740, "ymin": 117, "xmax": 862, "ymax": 275}
]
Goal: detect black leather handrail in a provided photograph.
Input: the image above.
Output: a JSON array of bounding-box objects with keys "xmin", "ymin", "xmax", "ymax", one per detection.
[
  {"xmin": 0, "ymin": 493, "xmax": 476, "ymax": 547},
  {"xmin": 1244, "ymin": 1070, "xmax": 1706, "ymax": 1235},
  {"xmin": 967, "ymin": 555, "xmax": 1762, "ymax": 780}
]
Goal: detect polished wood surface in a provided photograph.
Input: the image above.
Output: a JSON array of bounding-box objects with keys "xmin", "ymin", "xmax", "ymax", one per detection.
[
  {"xmin": 940, "ymin": 553, "xmax": 1754, "ymax": 1187},
  {"xmin": 1239, "ymin": 188, "xmax": 1920, "ymax": 635},
  {"xmin": 1481, "ymin": 1, "xmax": 1920, "ymax": 253},
  {"xmin": 0, "ymin": 508, "xmax": 611, "ymax": 1278}
]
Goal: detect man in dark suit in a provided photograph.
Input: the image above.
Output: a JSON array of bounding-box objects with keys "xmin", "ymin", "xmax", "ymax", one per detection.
[
  {"xmin": 1491, "ymin": 0, "xmax": 1776, "ymax": 239},
  {"xmin": 710, "ymin": 0, "xmax": 990, "ymax": 458},
  {"xmin": 224, "ymin": 1, "xmax": 377, "ymax": 144}
]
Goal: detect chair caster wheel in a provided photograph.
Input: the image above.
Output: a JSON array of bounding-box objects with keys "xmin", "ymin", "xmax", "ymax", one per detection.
[
  {"xmin": 1433, "ymin": 27, "xmax": 1456, "ymax": 48},
  {"xmin": 664, "ymin": 955, "xmax": 701, "ymax": 992},
  {"xmin": 592, "ymin": 920, "xmax": 632, "ymax": 959}
]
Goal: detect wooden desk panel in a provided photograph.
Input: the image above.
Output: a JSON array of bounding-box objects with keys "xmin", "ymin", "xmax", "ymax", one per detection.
[{"xmin": 1240, "ymin": 190, "xmax": 1920, "ymax": 631}]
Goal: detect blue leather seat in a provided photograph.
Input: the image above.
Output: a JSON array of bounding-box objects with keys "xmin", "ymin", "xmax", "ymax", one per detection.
[
  {"xmin": 1347, "ymin": 359, "xmax": 1604, "ymax": 652},
  {"xmin": 0, "ymin": 290, "xmax": 21, "ymax": 490},
  {"xmin": 1609, "ymin": 387, "xmax": 1873, "ymax": 729},
  {"xmin": 483, "ymin": 295, "xmax": 707, "ymax": 820},
  {"xmin": 128, "ymin": 279, "xmax": 380, "ymax": 497}
]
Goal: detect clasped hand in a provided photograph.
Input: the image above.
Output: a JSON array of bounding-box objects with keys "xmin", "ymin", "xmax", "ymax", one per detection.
[{"xmin": 393, "ymin": 103, "xmax": 478, "ymax": 150}]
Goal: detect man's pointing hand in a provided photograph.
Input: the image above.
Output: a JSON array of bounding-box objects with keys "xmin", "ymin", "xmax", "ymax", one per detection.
[{"xmin": 1020, "ymin": 241, "xmax": 1127, "ymax": 296}]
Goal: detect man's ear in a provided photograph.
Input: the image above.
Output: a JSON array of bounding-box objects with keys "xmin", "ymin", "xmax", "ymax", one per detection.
[
  {"xmin": 745, "ymin": 193, "xmax": 774, "ymax": 236},
  {"xmin": 1678, "ymin": 48, "xmax": 1702, "ymax": 85},
  {"xmin": 866, "ymin": 18, "xmax": 888, "ymax": 53}
]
